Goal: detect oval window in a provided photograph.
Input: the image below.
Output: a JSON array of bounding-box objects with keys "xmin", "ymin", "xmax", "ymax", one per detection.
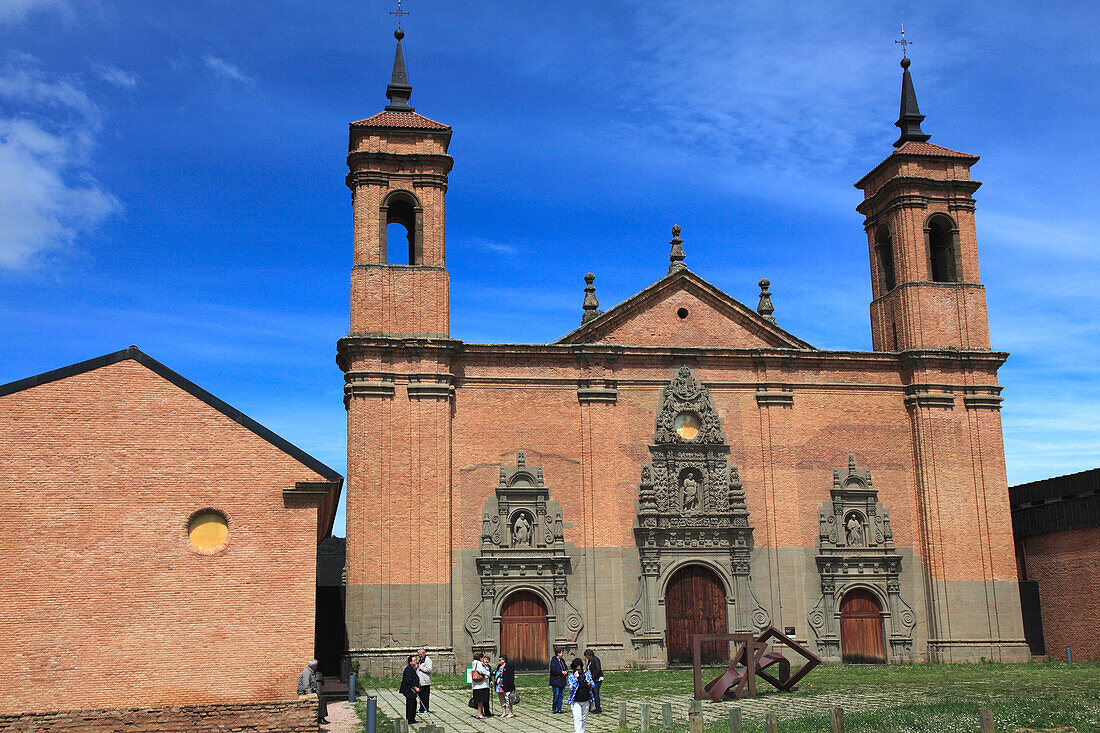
[
  {"xmin": 674, "ymin": 412, "xmax": 700, "ymax": 440},
  {"xmin": 188, "ymin": 511, "xmax": 228, "ymax": 552}
]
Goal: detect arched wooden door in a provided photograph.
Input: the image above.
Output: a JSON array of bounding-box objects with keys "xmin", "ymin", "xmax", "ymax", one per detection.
[
  {"xmin": 665, "ymin": 564, "xmax": 728, "ymax": 665},
  {"xmin": 499, "ymin": 591, "xmax": 549, "ymax": 669},
  {"xmin": 840, "ymin": 589, "xmax": 886, "ymax": 664}
]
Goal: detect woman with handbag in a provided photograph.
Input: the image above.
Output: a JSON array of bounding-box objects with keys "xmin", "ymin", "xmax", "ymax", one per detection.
[
  {"xmin": 470, "ymin": 652, "xmax": 491, "ymax": 719},
  {"xmin": 495, "ymin": 654, "xmax": 515, "ymax": 718}
]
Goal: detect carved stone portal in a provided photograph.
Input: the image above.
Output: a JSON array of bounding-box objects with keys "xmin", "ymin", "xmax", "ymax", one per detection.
[
  {"xmin": 807, "ymin": 456, "xmax": 917, "ymax": 662},
  {"xmin": 464, "ymin": 451, "xmax": 583, "ymax": 657},
  {"xmin": 624, "ymin": 366, "xmax": 767, "ymax": 665}
]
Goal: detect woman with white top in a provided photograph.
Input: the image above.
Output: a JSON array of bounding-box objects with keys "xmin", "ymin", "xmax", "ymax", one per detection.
[{"xmin": 471, "ymin": 652, "xmax": 491, "ymax": 719}]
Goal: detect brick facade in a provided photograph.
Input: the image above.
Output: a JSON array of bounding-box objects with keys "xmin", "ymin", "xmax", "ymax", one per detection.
[
  {"xmin": 1018, "ymin": 527, "xmax": 1100, "ymax": 660},
  {"xmin": 341, "ymin": 39, "xmax": 1028, "ymax": 672},
  {"xmin": 0, "ymin": 699, "xmax": 316, "ymax": 733},
  {"xmin": 0, "ymin": 349, "xmax": 341, "ymax": 722}
]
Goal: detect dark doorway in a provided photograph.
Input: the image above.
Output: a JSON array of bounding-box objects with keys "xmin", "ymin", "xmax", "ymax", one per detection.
[
  {"xmin": 499, "ymin": 591, "xmax": 549, "ymax": 669},
  {"xmin": 665, "ymin": 564, "xmax": 728, "ymax": 665},
  {"xmin": 840, "ymin": 589, "xmax": 886, "ymax": 664}
]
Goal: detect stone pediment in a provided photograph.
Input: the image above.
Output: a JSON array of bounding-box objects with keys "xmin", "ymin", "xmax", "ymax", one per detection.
[{"xmin": 556, "ymin": 269, "xmax": 813, "ymax": 350}]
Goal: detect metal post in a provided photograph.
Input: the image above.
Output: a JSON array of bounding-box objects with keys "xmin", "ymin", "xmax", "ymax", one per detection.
[
  {"xmin": 764, "ymin": 711, "xmax": 779, "ymax": 733},
  {"xmin": 662, "ymin": 702, "xmax": 673, "ymax": 731},
  {"xmin": 349, "ymin": 673, "xmax": 357, "ymax": 703},
  {"xmin": 979, "ymin": 707, "xmax": 995, "ymax": 733},
  {"xmin": 619, "ymin": 702, "xmax": 627, "ymax": 726},
  {"xmin": 641, "ymin": 703, "xmax": 651, "ymax": 733},
  {"xmin": 829, "ymin": 706, "xmax": 844, "ymax": 733},
  {"xmin": 365, "ymin": 695, "xmax": 377, "ymax": 733},
  {"xmin": 1066, "ymin": 646, "xmax": 1073, "ymax": 665},
  {"xmin": 729, "ymin": 708, "xmax": 742, "ymax": 733}
]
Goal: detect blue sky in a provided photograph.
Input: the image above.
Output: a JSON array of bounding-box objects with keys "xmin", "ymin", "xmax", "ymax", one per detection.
[{"xmin": 2, "ymin": 1, "xmax": 1097, "ymax": 536}]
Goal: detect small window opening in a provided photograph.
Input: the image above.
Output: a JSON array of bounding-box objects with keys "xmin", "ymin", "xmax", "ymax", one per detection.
[
  {"xmin": 874, "ymin": 227, "xmax": 896, "ymax": 294},
  {"xmin": 677, "ymin": 307, "xmax": 689, "ymax": 319},
  {"xmin": 928, "ymin": 217, "xmax": 957, "ymax": 283},
  {"xmin": 384, "ymin": 195, "xmax": 418, "ymax": 265}
]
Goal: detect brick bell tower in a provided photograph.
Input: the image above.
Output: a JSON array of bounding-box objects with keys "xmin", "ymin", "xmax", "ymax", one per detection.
[
  {"xmin": 856, "ymin": 55, "xmax": 988, "ymax": 353},
  {"xmin": 339, "ymin": 25, "xmax": 458, "ymax": 674},
  {"xmin": 854, "ymin": 55, "xmax": 1029, "ymax": 662}
]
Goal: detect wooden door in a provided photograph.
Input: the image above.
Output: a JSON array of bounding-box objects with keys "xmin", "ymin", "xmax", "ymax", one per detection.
[
  {"xmin": 840, "ymin": 589, "xmax": 886, "ymax": 664},
  {"xmin": 500, "ymin": 591, "xmax": 548, "ymax": 669},
  {"xmin": 665, "ymin": 565, "xmax": 728, "ymax": 665}
]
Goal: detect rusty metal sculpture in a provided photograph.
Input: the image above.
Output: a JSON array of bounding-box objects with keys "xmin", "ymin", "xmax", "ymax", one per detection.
[{"xmin": 691, "ymin": 626, "xmax": 821, "ymax": 701}]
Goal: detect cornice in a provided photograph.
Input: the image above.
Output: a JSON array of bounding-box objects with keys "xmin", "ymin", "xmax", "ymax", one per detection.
[{"xmin": 857, "ymin": 176, "xmax": 982, "ymax": 217}]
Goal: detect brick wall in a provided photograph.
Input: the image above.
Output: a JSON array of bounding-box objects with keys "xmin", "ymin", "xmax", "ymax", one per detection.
[
  {"xmin": 1021, "ymin": 526, "xmax": 1100, "ymax": 660},
  {"xmin": 0, "ymin": 699, "xmax": 316, "ymax": 732},
  {"xmin": 0, "ymin": 359, "xmax": 332, "ymax": 715}
]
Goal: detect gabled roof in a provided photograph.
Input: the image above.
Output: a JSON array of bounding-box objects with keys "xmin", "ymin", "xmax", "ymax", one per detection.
[
  {"xmin": 556, "ymin": 268, "xmax": 814, "ymax": 349},
  {"xmin": 0, "ymin": 346, "xmax": 344, "ymax": 486},
  {"xmin": 350, "ymin": 111, "xmax": 451, "ymax": 131}
]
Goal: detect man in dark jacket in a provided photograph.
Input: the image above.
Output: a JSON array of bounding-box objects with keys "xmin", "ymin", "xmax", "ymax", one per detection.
[
  {"xmin": 399, "ymin": 655, "xmax": 420, "ymax": 724},
  {"xmin": 584, "ymin": 648, "xmax": 604, "ymax": 713},
  {"xmin": 549, "ymin": 648, "xmax": 567, "ymax": 713}
]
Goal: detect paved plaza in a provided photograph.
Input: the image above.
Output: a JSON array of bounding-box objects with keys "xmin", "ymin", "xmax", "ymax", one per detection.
[{"xmin": 362, "ymin": 685, "xmax": 932, "ymax": 733}]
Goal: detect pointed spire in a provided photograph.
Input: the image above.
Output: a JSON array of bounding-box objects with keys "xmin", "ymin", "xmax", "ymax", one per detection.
[
  {"xmin": 667, "ymin": 225, "xmax": 686, "ymax": 274},
  {"xmin": 385, "ymin": 28, "xmax": 415, "ymax": 112},
  {"xmin": 894, "ymin": 56, "xmax": 930, "ymax": 147},
  {"xmin": 757, "ymin": 278, "xmax": 776, "ymax": 323},
  {"xmin": 581, "ymin": 273, "xmax": 602, "ymax": 324}
]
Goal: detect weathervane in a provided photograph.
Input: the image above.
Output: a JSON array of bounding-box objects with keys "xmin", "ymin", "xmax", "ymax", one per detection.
[
  {"xmin": 390, "ymin": 0, "xmax": 409, "ymax": 29},
  {"xmin": 895, "ymin": 24, "xmax": 912, "ymax": 58}
]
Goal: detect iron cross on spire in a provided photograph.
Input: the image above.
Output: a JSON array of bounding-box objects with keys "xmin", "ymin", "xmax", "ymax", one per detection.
[
  {"xmin": 895, "ymin": 24, "xmax": 913, "ymax": 58},
  {"xmin": 390, "ymin": 0, "xmax": 409, "ymax": 29}
]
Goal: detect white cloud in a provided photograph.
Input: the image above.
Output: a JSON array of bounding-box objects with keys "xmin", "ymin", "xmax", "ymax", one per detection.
[
  {"xmin": 0, "ymin": 63, "xmax": 120, "ymax": 269},
  {"xmin": 203, "ymin": 55, "xmax": 254, "ymax": 85},
  {"xmin": 92, "ymin": 63, "xmax": 139, "ymax": 89},
  {"xmin": 0, "ymin": 0, "xmax": 71, "ymax": 24}
]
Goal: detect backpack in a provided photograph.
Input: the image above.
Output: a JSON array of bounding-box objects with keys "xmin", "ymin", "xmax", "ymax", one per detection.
[{"xmin": 574, "ymin": 676, "xmax": 590, "ymax": 703}]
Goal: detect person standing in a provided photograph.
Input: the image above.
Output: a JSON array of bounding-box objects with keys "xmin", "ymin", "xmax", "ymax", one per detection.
[
  {"xmin": 583, "ymin": 649, "xmax": 603, "ymax": 713},
  {"xmin": 471, "ymin": 652, "xmax": 491, "ymax": 719},
  {"xmin": 549, "ymin": 647, "xmax": 567, "ymax": 713},
  {"xmin": 296, "ymin": 659, "xmax": 328, "ymax": 725},
  {"xmin": 566, "ymin": 657, "xmax": 595, "ymax": 733},
  {"xmin": 416, "ymin": 648, "xmax": 433, "ymax": 714},
  {"xmin": 495, "ymin": 654, "xmax": 515, "ymax": 718},
  {"xmin": 399, "ymin": 655, "xmax": 421, "ymax": 725}
]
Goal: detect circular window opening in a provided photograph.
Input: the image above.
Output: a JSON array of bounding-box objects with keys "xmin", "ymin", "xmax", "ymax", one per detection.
[
  {"xmin": 674, "ymin": 412, "xmax": 700, "ymax": 440},
  {"xmin": 188, "ymin": 511, "xmax": 228, "ymax": 552},
  {"xmin": 677, "ymin": 307, "xmax": 689, "ymax": 319}
]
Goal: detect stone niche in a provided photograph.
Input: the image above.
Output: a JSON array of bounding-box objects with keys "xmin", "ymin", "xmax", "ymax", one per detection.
[
  {"xmin": 624, "ymin": 366, "xmax": 768, "ymax": 665},
  {"xmin": 463, "ymin": 451, "xmax": 583, "ymax": 657},
  {"xmin": 807, "ymin": 456, "xmax": 917, "ymax": 662}
]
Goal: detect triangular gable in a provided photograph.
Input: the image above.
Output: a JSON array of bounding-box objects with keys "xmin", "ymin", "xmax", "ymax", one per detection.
[
  {"xmin": 557, "ymin": 269, "xmax": 813, "ymax": 349},
  {"xmin": 0, "ymin": 346, "xmax": 345, "ymax": 486}
]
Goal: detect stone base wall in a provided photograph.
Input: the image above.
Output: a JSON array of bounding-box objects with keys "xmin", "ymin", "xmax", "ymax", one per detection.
[{"xmin": 0, "ymin": 700, "xmax": 316, "ymax": 733}]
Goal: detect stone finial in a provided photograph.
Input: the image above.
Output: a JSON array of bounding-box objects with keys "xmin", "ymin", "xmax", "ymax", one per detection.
[
  {"xmin": 848, "ymin": 454, "xmax": 856, "ymax": 472},
  {"xmin": 668, "ymin": 225, "xmax": 686, "ymax": 274},
  {"xmin": 757, "ymin": 278, "xmax": 776, "ymax": 323},
  {"xmin": 581, "ymin": 273, "xmax": 602, "ymax": 324},
  {"xmin": 517, "ymin": 450, "xmax": 526, "ymax": 467}
]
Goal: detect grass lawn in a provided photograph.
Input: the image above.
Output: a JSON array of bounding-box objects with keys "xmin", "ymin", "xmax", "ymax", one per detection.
[{"xmin": 357, "ymin": 661, "xmax": 1100, "ymax": 732}]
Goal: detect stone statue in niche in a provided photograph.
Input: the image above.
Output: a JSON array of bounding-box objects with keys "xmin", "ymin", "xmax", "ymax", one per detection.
[
  {"xmin": 512, "ymin": 513, "xmax": 532, "ymax": 547},
  {"xmin": 682, "ymin": 473, "xmax": 701, "ymax": 512},
  {"xmin": 845, "ymin": 515, "xmax": 864, "ymax": 547}
]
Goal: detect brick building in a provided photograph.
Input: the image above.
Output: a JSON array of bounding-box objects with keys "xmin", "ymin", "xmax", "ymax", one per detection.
[
  {"xmin": 0, "ymin": 347, "xmax": 342, "ymax": 730},
  {"xmin": 1011, "ymin": 468, "xmax": 1100, "ymax": 661},
  {"xmin": 341, "ymin": 31, "xmax": 1029, "ymax": 673}
]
